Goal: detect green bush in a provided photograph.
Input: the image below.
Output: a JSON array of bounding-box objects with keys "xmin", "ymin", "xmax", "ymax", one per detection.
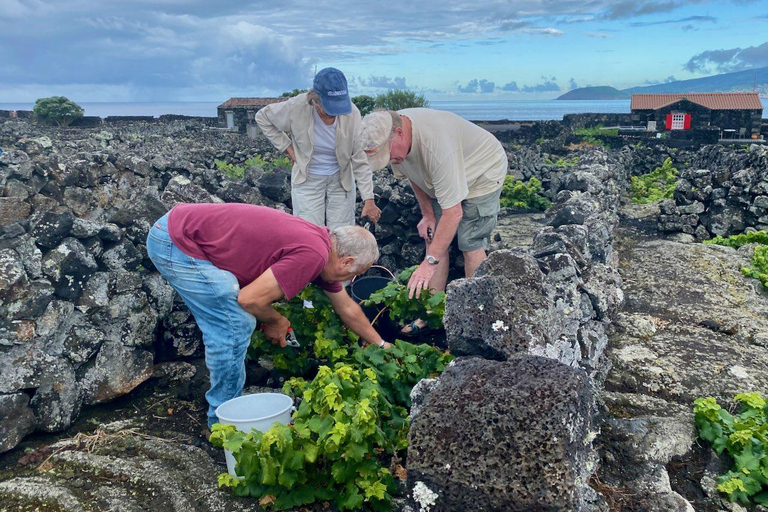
[
  {"xmin": 572, "ymin": 125, "xmax": 616, "ymax": 146},
  {"xmin": 215, "ymin": 154, "xmax": 292, "ymax": 179},
  {"xmin": 352, "ymin": 95, "xmax": 376, "ymax": 116},
  {"xmin": 694, "ymin": 393, "xmax": 768, "ymax": 505},
  {"xmin": 280, "ymin": 88, "xmax": 308, "ymax": 98},
  {"xmin": 33, "ymin": 96, "xmax": 84, "ymax": 127},
  {"xmin": 214, "ymin": 159, "xmax": 245, "ymax": 179},
  {"xmin": 500, "ymin": 176, "xmax": 551, "ymax": 211},
  {"xmin": 374, "ymin": 90, "xmax": 429, "ymax": 111},
  {"xmin": 630, "ymin": 157, "xmax": 678, "ymax": 204},
  {"xmin": 248, "ymin": 267, "xmax": 446, "ymax": 377},
  {"xmin": 705, "ymin": 231, "xmax": 768, "ymax": 288}
]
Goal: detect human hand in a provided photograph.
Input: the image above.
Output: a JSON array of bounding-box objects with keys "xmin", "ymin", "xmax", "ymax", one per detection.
[
  {"xmin": 407, "ymin": 260, "xmax": 437, "ymax": 299},
  {"xmin": 285, "ymin": 145, "xmax": 297, "ymax": 165},
  {"xmin": 361, "ymin": 199, "xmax": 381, "ymax": 224},
  {"xmin": 262, "ymin": 316, "xmax": 291, "ymax": 347},
  {"xmin": 417, "ymin": 215, "xmax": 436, "ymax": 242}
]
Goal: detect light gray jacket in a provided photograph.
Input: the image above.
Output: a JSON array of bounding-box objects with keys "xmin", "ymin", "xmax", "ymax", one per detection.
[{"xmin": 255, "ymin": 93, "xmax": 374, "ymax": 200}]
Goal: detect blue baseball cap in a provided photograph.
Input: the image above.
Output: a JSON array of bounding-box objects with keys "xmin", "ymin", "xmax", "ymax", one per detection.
[{"xmin": 313, "ymin": 67, "xmax": 352, "ymax": 116}]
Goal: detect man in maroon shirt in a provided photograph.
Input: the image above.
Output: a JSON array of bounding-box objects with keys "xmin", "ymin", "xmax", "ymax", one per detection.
[{"xmin": 146, "ymin": 203, "xmax": 388, "ymax": 427}]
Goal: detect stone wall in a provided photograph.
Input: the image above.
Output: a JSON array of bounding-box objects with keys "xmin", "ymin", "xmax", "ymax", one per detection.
[
  {"xmin": 0, "ymin": 118, "xmax": 299, "ymax": 452},
  {"xmin": 657, "ymin": 144, "xmax": 768, "ymax": 238},
  {"xmin": 404, "ymin": 148, "xmax": 626, "ymax": 511}
]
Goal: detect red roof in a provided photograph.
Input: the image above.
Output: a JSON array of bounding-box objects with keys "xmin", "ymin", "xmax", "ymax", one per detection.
[
  {"xmin": 217, "ymin": 97, "xmax": 286, "ymax": 109},
  {"xmin": 631, "ymin": 93, "xmax": 763, "ymax": 111}
]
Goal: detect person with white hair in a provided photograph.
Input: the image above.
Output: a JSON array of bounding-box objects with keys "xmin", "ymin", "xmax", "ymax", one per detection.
[
  {"xmin": 359, "ymin": 108, "xmax": 507, "ymax": 337},
  {"xmin": 146, "ymin": 202, "xmax": 388, "ymax": 428},
  {"xmin": 255, "ymin": 67, "xmax": 381, "ymax": 229}
]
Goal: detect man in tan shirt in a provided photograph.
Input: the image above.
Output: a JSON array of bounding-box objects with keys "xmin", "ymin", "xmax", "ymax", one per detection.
[{"xmin": 359, "ymin": 108, "xmax": 507, "ymax": 335}]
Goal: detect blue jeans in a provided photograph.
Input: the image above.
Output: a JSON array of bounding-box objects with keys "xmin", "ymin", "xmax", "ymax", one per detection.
[{"xmin": 146, "ymin": 213, "xmax": 257, "ymax": 428}]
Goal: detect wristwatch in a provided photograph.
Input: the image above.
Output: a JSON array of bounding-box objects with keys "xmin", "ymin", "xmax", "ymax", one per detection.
[{"xmin": 426, "ymin": 254, "xmax": 440, "ymax": 265}]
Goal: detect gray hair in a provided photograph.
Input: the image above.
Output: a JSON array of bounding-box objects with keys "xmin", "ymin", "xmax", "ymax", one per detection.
[
  {"xmin": 307, "ymin": 89, "xmax": 322, "ymax": 107},
  {"xmin": 330, "ymin": 225, "xmax": 379, "ymax": 272}
]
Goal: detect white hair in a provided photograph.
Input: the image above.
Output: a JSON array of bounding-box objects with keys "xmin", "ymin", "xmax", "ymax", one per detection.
[{"xmin": 331, "ymin": 226, "xmax": 379, "ymax": 272}]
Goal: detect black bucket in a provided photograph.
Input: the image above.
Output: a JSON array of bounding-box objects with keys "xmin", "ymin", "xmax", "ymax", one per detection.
[{"xmin": 350, "ymin": 274, "xmax": 399, "ymax": 342}]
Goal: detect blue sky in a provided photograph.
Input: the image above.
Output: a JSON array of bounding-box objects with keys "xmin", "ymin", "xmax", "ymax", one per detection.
[{"xmin": 1, "ymin": 0, "xmax": 767, "ymax": 102}]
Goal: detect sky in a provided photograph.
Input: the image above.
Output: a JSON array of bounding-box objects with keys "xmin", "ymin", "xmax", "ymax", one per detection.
[{"xmin": 1, "ymin": 0, "xmax": 767, "ymax": 102}]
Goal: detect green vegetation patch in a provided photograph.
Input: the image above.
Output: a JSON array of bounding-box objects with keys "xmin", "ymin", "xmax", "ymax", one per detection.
[
  {"xmin": 572, "ymin": 125, "xmax": 618, "ymax": 146},
  {"xmin": 214, "ymin": 155, "xmax": 292, "ymax": 179},
  {"xmin": 694, "ymin": 393, "xmax": 768, "ymax": 505},
  {"xmin": 705, "ymin": 231, "xmax": 768, "ymax": 287},
  {"xmin": 500, "ymin": 176, "xmax": 552, "ymax": 211},
  {"xmin": 544, "ymin": 156, "xmax": 580, "ymax": 167},
  {"xmin": 213, "ymin": 267, "xmax": 452, "ymax": 510},
  {"xmin": 630, "ymin": 157, "xmax": 678, "ymax": 204}
]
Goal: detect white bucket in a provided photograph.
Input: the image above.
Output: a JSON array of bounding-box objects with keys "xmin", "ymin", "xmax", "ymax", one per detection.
[{"xmin": 215, "ymin": 392, "xmax": 295, "ymax": 475}]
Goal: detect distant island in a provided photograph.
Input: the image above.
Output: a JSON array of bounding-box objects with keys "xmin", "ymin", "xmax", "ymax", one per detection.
[
  {"xmin": 558, "ymin": 66, "xmax": 768, "ymax": 100},
  {"xmin": 556, "ymin": 86, "xmax": 629, "ymax": 100}
]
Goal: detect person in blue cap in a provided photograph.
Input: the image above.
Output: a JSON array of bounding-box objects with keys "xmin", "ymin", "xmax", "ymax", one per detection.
[{"xmin": 256, "ymin": 67, "xmax": 380, "ymax": 229}]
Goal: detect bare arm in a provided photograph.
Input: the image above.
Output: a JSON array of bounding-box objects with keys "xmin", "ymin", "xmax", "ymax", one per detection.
[
  {"xmin": 237, "ymin": 268, "xmax": 291, "ymax": 347},
  {"xmin": 325, "ymin": 288, "xmax": 387, "ymax": 348}
]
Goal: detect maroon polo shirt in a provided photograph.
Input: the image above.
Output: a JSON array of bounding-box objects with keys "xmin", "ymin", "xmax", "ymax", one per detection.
[{"xmin": 167, "ymin": 203, "xmax": 342, "ymax": 299}]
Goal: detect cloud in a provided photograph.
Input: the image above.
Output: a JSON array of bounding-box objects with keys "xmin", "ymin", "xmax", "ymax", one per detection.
[
  {"xmin": 569, "ymin": 78, "xmax": 579, "ymax": 90},
  {"xmin": 645, "ymin": 75, "xmax": 678, "ymax": 84},
  {"xmin": 501, "ymin": 81, "xmax": 519, "ymax": 92},
  {"xmin": 522, "ymin": 77, "xmax": 561, "ymax": 92},
  {"xmin": 629, "ymin": 15, "xmax": 716, "ymax": 27},
  {"xmin": 458, "ymin": 78, "xmax": 496, "ymax": 93},
  {"xmin": 684, "ymin": 41, "xmax": 768, "ymax": 73},
  {"xmin": 357, "ymin": 75, "xmax": 408, "ymax": 89},
  {"xmin": 519, "ymin": 27, "xmax": 564, "ymax": 36},
  {"xmin": 586, "ymin": 32, "xmax": 613, "ymax": 38}
]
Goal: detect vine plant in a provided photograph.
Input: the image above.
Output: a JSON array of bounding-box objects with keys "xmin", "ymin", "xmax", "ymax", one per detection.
[
  {"xmin": 705, "ymin": 230, "xmax": 768, "ymax": 288},
  {"xmin": 214, "ymin": 268, "xmax": 453, "ymax": 510},
  {"xmin": 694, "ymin": 393, "xmax": 768, "ymax": 505}
]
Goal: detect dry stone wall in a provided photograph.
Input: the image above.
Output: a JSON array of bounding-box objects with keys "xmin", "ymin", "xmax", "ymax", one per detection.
[{"xmin": 657, "ymin": 144, "xmax": 768, "ymax": 238}]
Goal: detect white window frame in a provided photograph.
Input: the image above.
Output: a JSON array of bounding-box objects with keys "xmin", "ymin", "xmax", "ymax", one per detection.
[{"xmin": 671, "ymin": 113, "xmax": 686, "ymax": 130}]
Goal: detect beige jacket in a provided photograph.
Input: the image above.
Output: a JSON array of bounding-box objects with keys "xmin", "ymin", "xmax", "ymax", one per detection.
[{"xmin": 255, "ymin": 93, "xmax": 374, "ymax": 200}]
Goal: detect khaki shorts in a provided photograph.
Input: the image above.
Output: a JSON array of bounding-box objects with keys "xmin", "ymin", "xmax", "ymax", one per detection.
[{"xmin": 431, "ymin": 187, "xmax": 502, "ymax": 252}]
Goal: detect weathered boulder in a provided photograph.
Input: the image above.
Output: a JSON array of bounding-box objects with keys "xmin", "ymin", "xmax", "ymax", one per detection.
[
  {"xmin": 444, "ymin": 271, "xmax": 550, "ymax": 360},
  {"xmin": 407, "ymin": 356, "xmax": 597, "ymax": 512},
  {"xmin": 0, "ymin": 393, "xmax": 36, "ymax": 453}
]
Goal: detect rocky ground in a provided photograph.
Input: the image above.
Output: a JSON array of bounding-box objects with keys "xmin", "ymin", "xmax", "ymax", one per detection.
[
  {"xmin": 3, "ymin": 116, "xmax": 768, "ymax": 511},
  {"xmin": 596, "ymin": 203, "xmax": 768, "ymax": 512}
]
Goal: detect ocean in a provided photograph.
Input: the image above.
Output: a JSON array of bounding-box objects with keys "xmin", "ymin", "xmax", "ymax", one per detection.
[{"xmin": 1, "ymin": 99, "xmax": 766, "ymax": 121}]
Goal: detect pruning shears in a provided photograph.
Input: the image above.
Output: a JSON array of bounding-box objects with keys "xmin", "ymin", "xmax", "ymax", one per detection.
[{"xmin": 260, "ymin": 325, "xmax": 300, "ymax": 348}]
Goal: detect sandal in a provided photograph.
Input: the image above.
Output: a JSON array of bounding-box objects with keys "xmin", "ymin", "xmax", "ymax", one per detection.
[{"xmin": 399, "ymin": 320, "xmax": 434, "ymax": 339}]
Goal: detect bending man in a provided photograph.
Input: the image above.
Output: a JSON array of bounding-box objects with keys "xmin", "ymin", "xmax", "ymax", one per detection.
[
  {"xmin": 146, "ymin": 203, "xmax": 389, "ymax": 428},
  {"xmin": 359, "ymin": 108, "xmax": 506, "ymax": 335}
]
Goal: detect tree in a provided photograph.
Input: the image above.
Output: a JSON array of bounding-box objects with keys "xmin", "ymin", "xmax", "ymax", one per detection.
[
  {"xmin": 33, "ymin": 96, "xmax": 84, "ymax": 127},
  {"xmin": 351, "ymin": 95, "xmax": 375, "ymax": 116},
  {"xmin": 280, "ymin": 88, "xmax": 308, "ymax": 98},
  {"xmin": 374, "ymin": 89, "xmax": 429, "ymax": 111}
]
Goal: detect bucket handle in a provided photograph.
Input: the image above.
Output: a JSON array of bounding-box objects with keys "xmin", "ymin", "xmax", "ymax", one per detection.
[{"xmin": 351, "ymin": 264, "xmax": 396, "ymax": 284}]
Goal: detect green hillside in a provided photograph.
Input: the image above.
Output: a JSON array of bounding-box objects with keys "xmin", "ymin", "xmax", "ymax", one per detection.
[{"xmin": 557, "ymin": 86, "xmax": 629, "ymax": 100}]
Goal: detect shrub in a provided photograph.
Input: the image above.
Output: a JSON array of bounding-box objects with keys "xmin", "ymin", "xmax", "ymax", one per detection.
[
  {"xmin": 33, "ymin": 96, "xmax": 84, "ymax": 127},
  {"xmin": 352, "ymin": 95, "xmax": 376, "ymax": 116},
  {"xmin": 705, "ymin": 231, "xmax": 768, "ymax": 288},
  {"xmin": 630, "ymin": 157, "xmax": 678, "ymax": 204},
  {"xmin": 500, "ymin": 176, "xmax": 551, "ymax": 211},
  {"xmin": 280, "ymin": 89, "xmax": 308, "ymax": 98},
  {"xmin": 374, "ymin": 90, "xmax": 429, "ymax": 111},
  {"xmin": 694, "ymin": 393, "xmax": 768, "ymax": 505},
  {"xmin": 212, "ymin": 341, "xmax": 452, "ymax": 510}
]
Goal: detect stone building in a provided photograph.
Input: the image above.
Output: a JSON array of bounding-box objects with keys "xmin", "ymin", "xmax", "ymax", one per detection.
[
  {"xmin": 216, "ymin": 98, "xmax": 285, "ymax": 133},
  {"xmin": 630, "ymin": 92, "xmax": 763, "ymax": 139}
]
